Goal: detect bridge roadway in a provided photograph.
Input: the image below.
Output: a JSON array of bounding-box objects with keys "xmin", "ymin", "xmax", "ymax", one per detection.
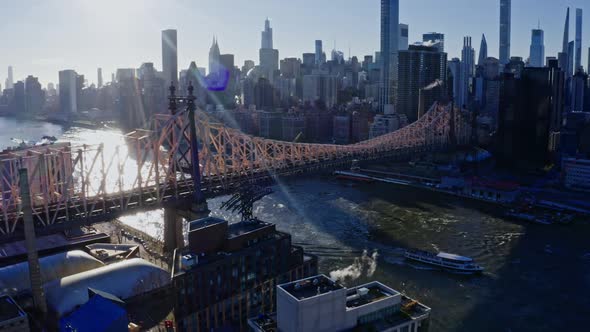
[{"xmin": 0, "ymin": 145, "xmax": 437, "ymax": 244}]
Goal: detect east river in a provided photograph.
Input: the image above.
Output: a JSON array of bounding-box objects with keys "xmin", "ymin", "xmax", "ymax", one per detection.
[{"xmin": 2, "ymin": 117, "xmax": 590, "ymax": 331}]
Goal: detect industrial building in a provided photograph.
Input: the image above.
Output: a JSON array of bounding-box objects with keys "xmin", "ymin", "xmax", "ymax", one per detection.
[
  {"xmin": 172, "ymin": 217, "xmax": 318, "ymax": 331},
  {"xmin": 248, "ymin": 274, "xmax": 431, "ymax": 332}
]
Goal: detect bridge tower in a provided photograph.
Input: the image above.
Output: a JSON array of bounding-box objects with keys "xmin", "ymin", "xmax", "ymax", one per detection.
[{"xmin": 163, "ymin": 83, "xmax": 209, "ymax": 253}]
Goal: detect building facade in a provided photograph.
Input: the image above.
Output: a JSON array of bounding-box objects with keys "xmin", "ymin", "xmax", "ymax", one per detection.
[
  {"xmin": 172, "ymin": 217, "xmax": 318, "ymax": 332},
  {"xmin": 162, "ymin": 29, "xmax": 178, "ymax": 88}
]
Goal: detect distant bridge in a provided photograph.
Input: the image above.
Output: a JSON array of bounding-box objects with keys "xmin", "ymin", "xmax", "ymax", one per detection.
[{"xmin": 0, "ymin": 98, "xmax": 470, "ymax": 238}]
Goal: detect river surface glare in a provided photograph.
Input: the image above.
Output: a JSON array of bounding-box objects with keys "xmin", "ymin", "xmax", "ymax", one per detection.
[{"xmin": 3, "ymin": 117, "xmax": 590, "ymax": 331}]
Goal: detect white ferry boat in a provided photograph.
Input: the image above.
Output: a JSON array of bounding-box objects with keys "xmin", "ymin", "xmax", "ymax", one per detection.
[{"xmin": 404, "ymin": 249, "xmax": 483, "ymax": 273}]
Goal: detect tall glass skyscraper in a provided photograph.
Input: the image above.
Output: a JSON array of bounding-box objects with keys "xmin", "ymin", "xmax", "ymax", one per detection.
[
  {"xmin": 161, "ymin": 29, "xmax": 178, "ymax": 88},
  {"xmin": 261, "ymin": 18, "xmax": 273, "ymax": 50},
  {"xmin": 380, "ymin": 0, "xmax": 399, "ymax": 110},
  {"xmin": 315, "ymin": 40, "xmax": 323, "ymax": 65},
  {"xmin": 575, "ymin": 8, "xmax": 583, "ymax": 71},
  {"xmin": 529, "ymin": 28, "xmax": 545, "ymax": 68},
  {"xmin": 499, "ymin": 0, "xmax": 511, "ymax": 65}
]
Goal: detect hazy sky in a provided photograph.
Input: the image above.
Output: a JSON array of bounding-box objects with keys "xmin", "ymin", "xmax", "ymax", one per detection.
[{"xmin": 2, "ymin": 0, "xmax": 590, "ymax": 86}]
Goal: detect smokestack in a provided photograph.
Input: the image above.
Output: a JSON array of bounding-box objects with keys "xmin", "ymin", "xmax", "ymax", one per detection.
[{"xmin": 19, "ymin": 168, "xmax": 47, "ymax": 315}]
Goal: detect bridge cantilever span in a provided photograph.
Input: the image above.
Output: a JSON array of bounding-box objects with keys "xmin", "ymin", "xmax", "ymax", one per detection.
[{"xmin": 0, "ymin": 102, "xmax": 470, "ymax": 237}]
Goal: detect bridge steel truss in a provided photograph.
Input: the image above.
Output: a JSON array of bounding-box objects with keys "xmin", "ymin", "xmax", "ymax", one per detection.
[{"xmin": 0, "ymin": 102, "xmax": 470, "ymax": 236}]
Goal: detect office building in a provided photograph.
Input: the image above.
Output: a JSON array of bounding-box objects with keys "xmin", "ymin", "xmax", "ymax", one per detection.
[
  {"xmin": 447, "ymin": 58, "xmax": 461, "ymax": 103},
  {"xmin": 260, "ymin": 19, "xmax": 279, "ymax": 83},
  {"xmin": 58, "ymin": 70, "xmax": 80, "ymax": 114},
  {"xmin": 209, "ymin": 37, "xmax": 222, "ymax": 76},
  {"xmin": 280, "ymin": 58, "xmax": 301, "ymax": 79},
  {"xmin": 12, "ymin": 81, "xmax": 25, "ymax": 116},
  {"xmin": 161, "ymin": 29, "xmax": 178, "ymax": 88},
  {"xmin": 302, "ymin": 72, "xmax": 338, "ymax": 109},
  {"xmin": 397, "ymin": 44, "xmax": 447, "ymax": 122},
  {"xmin": 333, "ymin": 114, "xmax": 351, "ymax": 144},
  {"xmin": 478, "ymin": 34, "xmax": 488, "ymax": 66},
  {"xmin": 560, "ymin": 8, "xmax": 571, "ymax": 75},
  {"xmin": 282, "ymin": 113, "xmax": 306, "ymax": 141},
  {"xmin": 248, "ymin": 274, "xmax": 430, "ymax": 332},
  {"xmin": 380, "ymin": 0, "xmax": 400, "ymax": 109},
  {"xmin": 499, "ymin": 0, "xmax": 511, "ymax": 65},
  {"xmin": 172, "ymin": 217, "xmax": 317, "ymax": 331},
  {"xmin": 369, "ymin": 112, "xmax": 408, "ymax": 138},
  {"xmin": 575, "ymin": 9, "xmax": 583, "ymax": 71},
  {"xmin": 5, "ymin": 66, "xmax": 14, "ymax": 89},
  {"xmin": 497, "ymin": 67, "xmax": 564, "ymax": 168},
  {"xmin": 459, "ymin": 37, "xmax": 475, "ymax": 107},
  {"xmin": 399, "ymin": 24, "xmax": 409, "ymax": 51},
  {"xmin": 529, "ymin": 28, "xmax": 545, "ymax": 68},
  {"xmin": 571, "ymin": 71, "xmax": 587, "ymax": 113},
  {"xmin": 24, "ymin": 75, "xmax": 44, "ymax": 115},
  {"xmin": 242, "ymin": 60, "xmax": 255, "ymax": 75},
  {"xmin": 97, "ymin": 68, "xmax": 103, "ymax": 88},
  {"xmin": 315, "ymin": 40, "xmax": 323, "ymax": 65},
  {"xmin": 423, "ymin": 32, "xmax": 444, "ymax": 52},
  {"xmin": 261, "ymin": 18, "xmax": 273, "ymax": 49}
]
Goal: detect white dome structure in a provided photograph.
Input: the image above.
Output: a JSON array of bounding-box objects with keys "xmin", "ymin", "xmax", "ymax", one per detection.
[
  {"xmin": 0, "ymin": 250, "xmax": 104, "ymax": 297},
  {"xmin": 44, "ymin": 258, "xmax": 170, "ymax": 317}
]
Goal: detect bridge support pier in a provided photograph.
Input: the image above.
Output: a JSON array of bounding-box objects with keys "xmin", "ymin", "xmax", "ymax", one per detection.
[
  {"xmin": 163, "ymin": 207, "xmax": 184, "ymax": 253},
  {"xmin": 163, "ymin": 201, "xmax": 210, "ymax": 253}
]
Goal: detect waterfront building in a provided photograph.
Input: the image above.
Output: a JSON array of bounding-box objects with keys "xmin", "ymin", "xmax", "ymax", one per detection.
[
  {"xmin": 369, "ymin": 112, "xmax": 407, "ymax": 138},
  {"xmin": 562, "ymin": 157, "xmax": 590, "ymax": 192},
  {"xmin": 423, "ymin": 32, "xmax": 444, "ymax": 53},
  {"xmin": 282, "ymin": 113, "xmax": 306, "ymax": 141},
  {"xmin": 161, "ymin": 29, "xmax": 178, "ymax": 88},
  {"xmin": 397, "ymin": 44, "xmax": 447, "ymax": 122},
  {"xmin": 380, "ymin": 0, "xmax": 400, "ymax": 109},
  {"xmin": 497, "ymin": 67, "xmax": 564, "ymax": 168},
  {"xmin": 58, "ymin": 69, "xmax": 80, "ymax": 114},
  {"xmin": 333, "ymin": 114, "xmax": 351, "ymax": 144},
  {"xmin": 24, "ymin": 75, "xmax": 44, "ymax": 115},
  {"xmin": 258, "ymin": 110, "xmax": 283, "ymax": 140},
  {"xmin": 172, "ymin": 217, "xmax": 318, "ymax": 331},
  {"xmin": 529, "ymin": 28, "xmax": 545, "ymax": 68},
  {"xmin": 499, "ymin": 0, "xmax": 511, "ymax": 65},
  {"xmin": 248, "ymin": 274, "xmax": 430, "ymax": 332}
]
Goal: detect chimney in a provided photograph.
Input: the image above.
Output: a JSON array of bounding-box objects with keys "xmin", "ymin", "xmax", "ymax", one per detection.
[{"xmin": 19, "ymin": 168, "xmax": 47, "ymax": 314}]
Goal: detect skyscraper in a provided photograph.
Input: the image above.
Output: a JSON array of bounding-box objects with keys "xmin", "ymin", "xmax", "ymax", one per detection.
[
  {"xmin": 24, "ymin": 75, "xmax": 44, "ymax": 115},
  {"xmin": 399, "ymin": 24, "xmax": 409, "ymax": 51},
  {"xmin": 499, "ymin": 0, "xmax": 511, "ymax": 65},
  {"xmin": 397, "ymin": 45, "xmax": 447, "ymax": 122},
  {"xmin": 380, "ymin": 0, "xmax": 400, "ymax": 109},
  {"xmin": 575, "ymin": 8, "xmax": 583, "ymax": 71},
  {"xmin": 478, "ymin": 34, "xmax": 488, "ymax": 67},
  {"xmin": 59, "ymin": 70, "xmax": 79, "ymax": 114},
  {"xmin": 209, "ymin": 37, "xmax": 221, "ymax": 75},
  {"xmin": 97, "ymin": 68, "xmax": 103, "ymax": 88},
  {"xmin": 261, "ymin": 18, "xmax": 273, "ymax": 49},
  {"xmin": 6, "ymin": 66, "xmax": 14, "ymax": 89},
  {"xmin": 259, "ymin": 19, "xmax": 279, "ymax": 84},
  {"xmin": 315, "ymin": 40, "xmax": 323, "ymax": 65},
  {"xmin": 460, "ymin": 36, "xmax": 475, "ymax": 107},
  {"xmin": 161, "ymin": 29, "xmax": 178, "ymax": 88},
  {"xmin": 560, "ymin": 8, "xmax": 571, "ymax": 74},
  {"xmin": 422, "ymin": 32, "xmax": 444, "ymax": 52},
  {"xmin": 529, "ymin": 28, "xmax": 545, "ymax": 68}
]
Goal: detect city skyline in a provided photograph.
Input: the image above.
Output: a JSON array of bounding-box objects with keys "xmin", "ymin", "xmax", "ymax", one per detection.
[{"xmin": 2, "ymin": 0, "xmax": 590, "ymax": 86}]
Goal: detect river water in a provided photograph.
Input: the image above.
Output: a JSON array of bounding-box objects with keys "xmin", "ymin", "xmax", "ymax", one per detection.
[{"xmin": 2, "ymin": 117, "xmax": 590, "ymax": 331}]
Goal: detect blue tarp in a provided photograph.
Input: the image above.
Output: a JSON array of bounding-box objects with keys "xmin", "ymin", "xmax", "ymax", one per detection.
[{"xmin": 59, "ymin": 294, "xmax": 128, "ymax": 332}]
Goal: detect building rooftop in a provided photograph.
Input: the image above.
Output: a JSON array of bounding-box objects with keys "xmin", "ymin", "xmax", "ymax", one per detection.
[
  {"xmin": 0, "ymin": 295, "xmax": 25, "ymax": 322},
  {"xmin": 280, "ymin": 274, "xmax": 343, "ymax": 301},
  {"xmin": 227, "ymin": 220, "xmax": 273, "ymax": 239},
  {"xmin": 85, "ymin": 243, "xmax": 140, "ymax": 263},
  {"xmin": 345, "ymin": 283, "xmax": 398, "ymax": 309}
]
